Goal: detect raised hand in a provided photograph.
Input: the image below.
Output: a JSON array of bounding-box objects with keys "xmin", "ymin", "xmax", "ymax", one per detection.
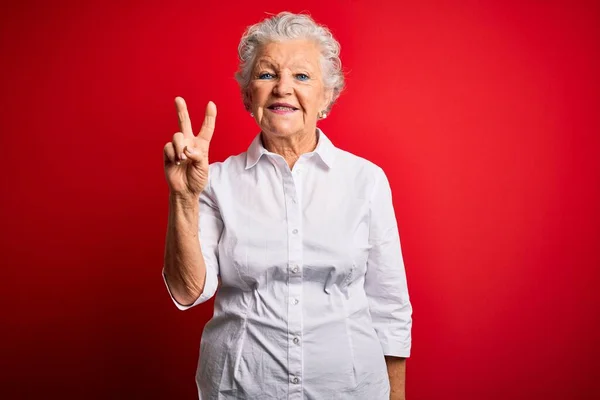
[{"xmin": 164, "ymin": 97, "xmax": 217, "ymax": 199}]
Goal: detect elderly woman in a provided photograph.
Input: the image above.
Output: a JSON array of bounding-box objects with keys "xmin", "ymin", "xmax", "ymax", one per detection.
[{"xmin": 162, "ymin": 12, "xmax": 412, "ymax": 400}]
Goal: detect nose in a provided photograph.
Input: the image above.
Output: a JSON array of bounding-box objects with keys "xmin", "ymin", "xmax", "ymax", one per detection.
[{"xmin": 273, "ymin": 71, "xmax": 293, "ymax": 96}]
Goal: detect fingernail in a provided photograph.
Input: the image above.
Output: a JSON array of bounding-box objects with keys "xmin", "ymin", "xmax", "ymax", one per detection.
[{"xmin": 180, "ymin": 153, "xmax": 187, "ymax": 160}]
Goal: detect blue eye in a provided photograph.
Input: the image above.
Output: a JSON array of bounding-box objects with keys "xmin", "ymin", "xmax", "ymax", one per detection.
[
  {"xmin": 296, "ymin": 74, "xmax": 309, "ymax": 81},
  {"xmin": 258, "ymin": 72, "xmax": 275, "ymax": 79}
]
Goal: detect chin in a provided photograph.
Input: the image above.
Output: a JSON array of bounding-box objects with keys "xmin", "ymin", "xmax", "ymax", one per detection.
[{"xmin": 263, "ymin": 123, "xmax": 301, "ymax": 137}]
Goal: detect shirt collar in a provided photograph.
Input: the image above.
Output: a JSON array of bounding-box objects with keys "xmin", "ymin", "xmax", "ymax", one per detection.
[{"xmin": 245, "ymin": 128, "xmax": 336, "ymax": 170}]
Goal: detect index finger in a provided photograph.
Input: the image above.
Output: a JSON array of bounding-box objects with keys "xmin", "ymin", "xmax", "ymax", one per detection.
[
  {"xmin": 175, "ymin": 96, "xmax": 193, "ymax": 137},
  {"xmin": 197, "ymin": 101, "xmax": 217, "ymax": 142}
]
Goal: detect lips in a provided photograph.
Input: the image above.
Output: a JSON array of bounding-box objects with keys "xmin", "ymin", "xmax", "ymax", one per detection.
[{"xmin": 267, "ymin": 103, "xmax": 299, "ymax": 111}]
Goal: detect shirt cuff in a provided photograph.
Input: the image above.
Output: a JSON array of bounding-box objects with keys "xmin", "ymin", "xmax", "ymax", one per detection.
[
  {"xmin": 378, "ymin": 332, "xmax": 412, "ymax": 358},
  {"xmin": 162, "ymin": 267, "xmax": 218, "ymax": 310},
  {"xmin": 381, "ymin": 342, "xmax": 411, "ymax": 358}
]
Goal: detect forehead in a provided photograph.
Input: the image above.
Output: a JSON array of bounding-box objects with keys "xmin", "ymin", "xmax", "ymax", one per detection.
[{"xmin": 254, "ymin": 39, "xmax": 322, "ymax": 70}]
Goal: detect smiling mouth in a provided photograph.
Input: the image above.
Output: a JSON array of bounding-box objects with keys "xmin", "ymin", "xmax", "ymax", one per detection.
[
  {"xmin": 270, "ymin": 106, "xmax": 296, "ymax": 111},
  {"xmin": 267, "ymin": 103, "xmax": 299, "ymax": 112}
]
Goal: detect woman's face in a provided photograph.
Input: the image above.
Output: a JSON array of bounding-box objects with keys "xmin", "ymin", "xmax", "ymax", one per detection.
[{"xmin": 248, "ymin": 39, "xmax": 333, "ymax": 138}]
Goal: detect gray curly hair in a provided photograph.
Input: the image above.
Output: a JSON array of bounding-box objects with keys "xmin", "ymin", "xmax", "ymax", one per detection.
[{"xmin": 235, "ymin": 12, "xmax": 345, "ymax": 113}]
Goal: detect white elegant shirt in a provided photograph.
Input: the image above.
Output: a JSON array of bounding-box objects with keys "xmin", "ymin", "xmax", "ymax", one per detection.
[{"xmin": 163, "ymin": 129, "xmax": 412, "ymax": 400}]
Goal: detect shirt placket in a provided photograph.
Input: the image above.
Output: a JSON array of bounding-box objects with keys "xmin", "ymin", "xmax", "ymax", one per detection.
[{"xmin": 284, "ymin": 160, "xmax": 304, "ymax": 399}]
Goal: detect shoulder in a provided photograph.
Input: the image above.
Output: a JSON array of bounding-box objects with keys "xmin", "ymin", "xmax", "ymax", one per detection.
[
  {"xmin": 207, "ymin": 152, "xmax": 247, "ymax": 179},
  {"xmin": 333, "ymin": 147, "xmax": 387, "ymax": 181},
  {"xmin": 329, "ymin": 146, "xmax": 390, "ymax": 201},
  {"xmin": 202, "ymin": 152, "xmax": 248, "ymax": 204}
]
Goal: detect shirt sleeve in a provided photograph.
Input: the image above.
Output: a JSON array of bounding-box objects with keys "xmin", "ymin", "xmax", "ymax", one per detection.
[
  {"xmin": 364, "ymin": 167, "xmax": 413, "ymax": 357},
  {"xmin": 162, "ymin": 171, "xmax": 223, "ymax": 310}
]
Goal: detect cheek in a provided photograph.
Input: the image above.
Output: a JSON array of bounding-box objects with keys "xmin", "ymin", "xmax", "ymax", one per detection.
[
  {"xmin": 301, "ymin": 86, "xmax": 325, "ymax": 112},
  {"xmin": 249, "ymin": 83, "xmax": 271, "ymax": 105}
]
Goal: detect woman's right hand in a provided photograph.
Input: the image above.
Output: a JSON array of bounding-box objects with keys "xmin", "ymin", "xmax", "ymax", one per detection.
[{"xmin": 164, "ymin": 97, "xmax": 217, "ymax": 199}]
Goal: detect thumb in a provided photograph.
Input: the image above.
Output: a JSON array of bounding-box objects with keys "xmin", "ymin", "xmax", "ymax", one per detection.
[{"xmin": 183, "ymin": 145, "xmax": 204, "ymax": 163}]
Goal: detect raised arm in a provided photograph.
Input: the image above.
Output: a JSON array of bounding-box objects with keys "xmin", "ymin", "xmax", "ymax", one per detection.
[{"xmin": 162, "ymin": 97, "xmax": 218, "ymax": 307}]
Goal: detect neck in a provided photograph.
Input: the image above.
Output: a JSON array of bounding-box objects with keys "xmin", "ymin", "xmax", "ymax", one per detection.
[{"xmin": 261, "ymin": 129, "xmax": 319, "ymax": 169}]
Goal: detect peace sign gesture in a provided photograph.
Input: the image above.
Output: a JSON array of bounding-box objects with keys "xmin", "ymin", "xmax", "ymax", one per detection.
[{"xmin": 164, "ymin": 97, "xmax": 217, "ymax": 199}]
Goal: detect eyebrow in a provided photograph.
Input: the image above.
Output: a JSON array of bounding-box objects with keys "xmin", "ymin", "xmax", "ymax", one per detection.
[
  {"xmin": 254, "ymin": 59, "xmax": 278, "ymax": 70},
  {"xmin": 254, "ymin": 58, "xmax": 316, "ymax": 72}
]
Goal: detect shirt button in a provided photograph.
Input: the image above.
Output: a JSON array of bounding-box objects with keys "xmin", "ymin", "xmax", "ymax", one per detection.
[
  {"xmin": 293, "ymin": 337, "xmax": 300, "ymax": 344},
  {"xmin": 292, "ymin": 376, "xmax": 300, "ymax": 384},
  {"xmin": 292, "ymin": 298, "xmax": 299, "ymax": 305},
  {"xmin": 292, "ymin": 229, "xmax": 299, "ymax": 235},
  {"xmin": 291, "ymin": 265, "xmax": 299, "ymax": 273}
]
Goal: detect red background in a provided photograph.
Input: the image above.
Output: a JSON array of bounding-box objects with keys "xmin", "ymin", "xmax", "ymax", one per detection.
[{"xmin": 1, "ymin": 0, "xmax": 599, "ymax": 398}]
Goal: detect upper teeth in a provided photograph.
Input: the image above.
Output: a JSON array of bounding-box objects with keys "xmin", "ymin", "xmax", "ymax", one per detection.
[{"xmin": 273, "ymin": 106, "xmax": 294, "ymax": 110}]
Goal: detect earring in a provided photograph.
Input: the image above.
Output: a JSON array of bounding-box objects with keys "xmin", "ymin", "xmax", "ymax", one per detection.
[
  {"xmin": 319, "ymin": 111, "xmax": 327, "ymax": 119},
  {"xmin": 250, "ymin": 112, "xmax": 254, "ymax": 117}
]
